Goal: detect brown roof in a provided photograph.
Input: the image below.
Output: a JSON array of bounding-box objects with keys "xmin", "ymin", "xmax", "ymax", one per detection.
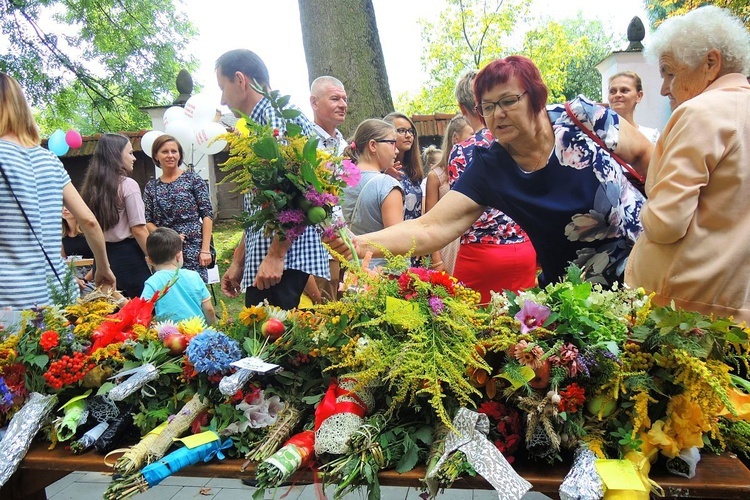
[
  {"xmin": 412, "ymin": 112, "xmax": 460, "ymax": 138},
  {"xmin": 41, "ymin": 131, "xmax": 150, "ymax": 158}
]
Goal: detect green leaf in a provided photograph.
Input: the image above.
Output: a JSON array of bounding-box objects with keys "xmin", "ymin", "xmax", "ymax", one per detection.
[
  {"xmin": 97, "ymin": 382, "xmax": 115, "ymax": 396},
  {"xmin": 396, "ymin": 440, "xmax": 419, "ymax": 473},
  {"xmin": 300, "ymin": 162, "xmax": 323, "ymax": 191},
  {"xmin": 286, "ymin": 123, "xmax": 303, "ymax": 137},
  {"xmin": 276, "ymin": 95, "xmax": 291, "ymax": 109},
  {"xmin": 253, "ymin": 136, "xmax": 280, "ymax": 160},
  {"xmin": 303, "ymin": 137, "xmax": 321, "ymax": 164},
  {"xmin": 412, "ymin": 426, "xmax": 434, "ymax": 446},
  {"xmin": 160, "ymin": 362, "xmax": 183, "ymax": 374},
  {"xmin": 32, "ymin": 354, "xmax": 49, "ymax": 369},
  {"xmin": 281, "ymin": 108, "xmax": 302, "ymax": 120}
]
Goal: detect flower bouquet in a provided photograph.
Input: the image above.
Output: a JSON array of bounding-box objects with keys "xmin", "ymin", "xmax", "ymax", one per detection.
[{"xmin": 220, "ymin": 84, "xmax": 360, "ymax": 260}]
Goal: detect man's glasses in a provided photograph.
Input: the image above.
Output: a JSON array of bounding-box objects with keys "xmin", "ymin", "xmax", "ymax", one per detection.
[
  {"xmin": 375, "ymin": 139, "xmax": 397, "ymax": 145},
  {"xmin": 476, "ymin": 92, "xmax": 527, "ymax": 117},
  {"xmin": 395, "ymin": 128, "xmax": 415, "ymax": 136}
]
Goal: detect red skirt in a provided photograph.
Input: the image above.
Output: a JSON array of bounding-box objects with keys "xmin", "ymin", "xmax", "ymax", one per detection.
[{"xmin": 453, "ymin": 240, "xmax": 537, "ymax": 304}]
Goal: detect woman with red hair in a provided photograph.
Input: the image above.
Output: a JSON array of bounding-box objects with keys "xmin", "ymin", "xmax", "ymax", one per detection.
[{"xmin": 331, "ymin": 56, "xmax": 653, "ymax": 288}]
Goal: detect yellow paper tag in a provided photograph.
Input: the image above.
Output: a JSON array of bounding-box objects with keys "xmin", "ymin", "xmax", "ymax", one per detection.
[
  {"xmin": 145, "ymin": 420, "xmax": 169, "ymax": 437},
  {"xmin": 385, "ymin": 296, "xmax": 418, "ymax": 315},
  {"xmin": 497, "ymin": 365, "xmax": 536, "ymax": 389},
  {"xmin": 175, "ymin": 430, "xmax": 219, "ymax": 449},
  {"xmin": 595, "ymin": 459, "xmax": 648, "ymax": 492}
]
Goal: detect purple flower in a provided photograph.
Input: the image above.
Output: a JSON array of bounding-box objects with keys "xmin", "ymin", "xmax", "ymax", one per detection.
[
  {"xmin": 514, "ymin": 300, "xmax": 551, "ymax": 334},
  {"xmin": 278, "ymin": 209, "xmax": 306, "ymax": 225},
  {"xmin": 286, "ymin": 225, "xmax": 306, "ymax": 241},
  {"xmin": 429, "ymin": 296, "xmax": 445, "ymax": 315},
  {"xmin": 320, "ymin": 219, "xmax": 348, "ymax": 240},
  {"xmin": 341, "ymin": 159, "xmax": 362, "ymax": 187},
  {"xmin": 305, "ymin": 189, "xmax": 337, "ymax": 207}
]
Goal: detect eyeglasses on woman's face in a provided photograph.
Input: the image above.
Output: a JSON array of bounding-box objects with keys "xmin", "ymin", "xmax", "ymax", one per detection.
[
  {"xmin": 476, "ymin": 91, "xmax": 528, "ymax": 117},
  {"xmin": 375, "ymin": 139, "xmax": 397, "ymax": 145},
  {"xmin": 395, "ymin": 127, "xmax": 415, "ymax": 137}
]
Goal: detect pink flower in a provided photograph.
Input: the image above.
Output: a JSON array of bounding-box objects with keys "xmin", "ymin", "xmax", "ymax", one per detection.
[
  {"xmin": 428, "ymin": 296, "xmax": 445, "ymax": 315},
  {"xmin": 512, "ymin": 340, "xmax": 545, "ymax": 369},
  {"xmin": 514, "ymin": 300, "xmax": 551, "ymax": 334},
  {"xmin": 341, "ymin": 159, "xmax": 362, "ymax": 187}
]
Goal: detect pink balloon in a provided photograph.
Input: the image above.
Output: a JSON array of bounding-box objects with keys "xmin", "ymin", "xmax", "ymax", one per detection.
[{"xmin": 65, "ymin": 130, "xmax": 83, "ymax": 149}]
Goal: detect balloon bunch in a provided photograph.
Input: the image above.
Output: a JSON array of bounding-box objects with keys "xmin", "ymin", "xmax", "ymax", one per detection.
[
  {"xmin": 141, "ymin": 94, "xmax": 227, "ymax": 163},
  {"xmin": 47, "ymin": 129, "xmax": 83, "ymax": 157}
]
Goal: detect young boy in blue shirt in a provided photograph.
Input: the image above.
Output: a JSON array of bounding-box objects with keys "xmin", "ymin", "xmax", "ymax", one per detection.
[{"xmin": 142, "ymin": 227, "xmax": 216, "ymax": 324}]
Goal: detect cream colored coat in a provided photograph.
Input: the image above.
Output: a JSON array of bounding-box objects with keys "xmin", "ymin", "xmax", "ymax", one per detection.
[{"xmin": 626, "ymin": 74, "xmax": 750, "ymax": 322}]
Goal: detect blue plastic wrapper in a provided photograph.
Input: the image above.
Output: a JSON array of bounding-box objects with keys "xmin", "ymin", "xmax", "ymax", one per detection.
[{"xmin": 141, "ymin": 437, "xmax": 233, "ymax": 487}]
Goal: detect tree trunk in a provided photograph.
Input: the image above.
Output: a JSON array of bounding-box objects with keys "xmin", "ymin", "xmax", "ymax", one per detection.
[{"xmin": 298, "ymin": 0, "xmax": 394, "ymax": 137}]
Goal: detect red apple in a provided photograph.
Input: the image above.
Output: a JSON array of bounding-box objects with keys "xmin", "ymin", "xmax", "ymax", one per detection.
[
  {"xmin": 163, "ymin": 332, "xmax": 188, "ymax": 355},
  {"xmin": 261, "ymin": 318, "xmax": 285, "ymax": 339}
]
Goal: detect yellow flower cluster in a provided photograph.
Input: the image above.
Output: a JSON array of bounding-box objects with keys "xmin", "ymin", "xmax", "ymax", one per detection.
[
  {"xmin": 647, "ymin": 394, "xmax": 712, "ymax": 458},
  {"xmin": 66, "ymin": 300, "xmax": 117, "ymax": 339},
  {"xmin": 89, "ymin": 342, "xmax": 128, "ymax": 364},
  {"xmin": 0, "ymin": 333, "xmax": 19, "ymax": 366}
]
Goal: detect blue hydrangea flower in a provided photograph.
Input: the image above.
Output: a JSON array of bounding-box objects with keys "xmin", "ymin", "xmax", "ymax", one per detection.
[
  {"xmin": 0, "ymin": 376, "xmax": 13, "ymax": 407},
  {"xmin": 186, "ymin": 329, "xmax": 242, "ymax": 375}
]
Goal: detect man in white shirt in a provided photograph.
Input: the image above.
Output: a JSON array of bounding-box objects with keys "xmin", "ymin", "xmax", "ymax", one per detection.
[
  {"xmin": 310, "ymin": 76, "xmax": 348, "ymax": 156},
  {"xmin": 307, "ymin": 76, "xmax": 349, "ymax": 301}
]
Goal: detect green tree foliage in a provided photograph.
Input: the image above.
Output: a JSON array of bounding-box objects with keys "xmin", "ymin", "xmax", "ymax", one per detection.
[
  {"xmin": 645, "ymin": 0, "xmax": 749, "ymax": 30},
  {"xmin": 397, "ymin": 0, "xmax": 529, "ymax": 115},
  {"xmin": 521, "ymin": 17, "xmax": 616, "ymax": 103},
  {"xmin": 398, "ymin": 1, "xmax": 617, "ymax": 114},
  {"xmin": 0, "ymin": 0, "xmax": 198, "ymax": 135}
]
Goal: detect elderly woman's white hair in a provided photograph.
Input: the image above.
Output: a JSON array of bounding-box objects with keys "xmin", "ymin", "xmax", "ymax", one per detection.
[{"xmin": 646, "ymin": 6, "xmax": 750, "ymax": 75}]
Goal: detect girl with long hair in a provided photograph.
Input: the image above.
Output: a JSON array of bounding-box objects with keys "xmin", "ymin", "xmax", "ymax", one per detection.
[{"xmin": 81, "ymin": 133, "xmax": 150, "ymax": 297}]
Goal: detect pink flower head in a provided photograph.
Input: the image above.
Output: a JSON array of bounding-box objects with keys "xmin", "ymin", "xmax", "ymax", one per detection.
[
  {"xmin": 278, "ymin": 209, "xmax": 306, "ymax": 225},
  {"xmin": 341, "ymin": 159, "xmax": 362, "ymax": 187},
  {"xmin": 514, "ymin": 300, "xmax": 550, "ymax": 334},
  {"xmin": 512, "ymin": 339, "xmax": 545, "ymax": 369},
  {"xmin": 428, "ymin": 296, "xmax": 445, "ymax": 315},
  {"xmin": 305, "ymin": 188, "xmax": 338, "ymax": 207}
]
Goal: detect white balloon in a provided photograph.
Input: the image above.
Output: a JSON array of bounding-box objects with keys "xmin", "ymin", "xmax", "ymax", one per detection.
[
  {"xmin": 140, "ymin": 130, "xmax": 164, "ymax": 158},
  {"xmin": 184, "ymin": 94, "xmax": 218, "ymax": 125},
  {"xmin": 163, "ymin": 106, "xmax": 187, "ymax": 127},
  {"xmin": 165, "ymin": 119, "xmax": 196, "ymax": 152},
  {"xmin": 195, "ymin": 122, "xmax": 228, "ymax": 155}
]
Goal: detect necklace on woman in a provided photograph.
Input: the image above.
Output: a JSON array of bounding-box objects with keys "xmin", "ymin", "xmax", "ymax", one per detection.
[{"xmin": 514, "ymin": 125, "xmax": 553, "ymax": 174}]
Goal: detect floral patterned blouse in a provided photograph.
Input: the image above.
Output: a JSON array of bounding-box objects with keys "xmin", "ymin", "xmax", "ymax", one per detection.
[
  {"xmin": 448, "ymin": 129, "xmax": 529, "ymax": 246},
  {"xmin": 401, "ymin": 176, "xmax": 423, "ymax": 221},
  {"xmin": 452, "ymin": 96, "xmax": 645, "ymax": 287},
  {"xmin": 144, "ymin": 171, "xmax": 213, "ymax": 282}
]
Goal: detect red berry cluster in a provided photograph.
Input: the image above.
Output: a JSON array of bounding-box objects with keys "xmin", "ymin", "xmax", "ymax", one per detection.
[{"xmin": 43, "ymin": 352, "xmax": 94, "ymax": 389}]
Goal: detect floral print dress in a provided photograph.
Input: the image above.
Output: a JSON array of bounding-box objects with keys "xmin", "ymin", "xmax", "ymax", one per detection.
[
  {"xmin": 144, "ymin": 171, "xmax": 213, "ymax": 282},
  {"xmin": 452, "ymin": 96, "xmax": 645, "ymax": 287}
]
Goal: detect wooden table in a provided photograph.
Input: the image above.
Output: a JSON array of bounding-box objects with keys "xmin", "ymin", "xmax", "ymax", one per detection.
[{"xmin": 5, "ymin": 441, "xmax": 750, "ymax": 499}]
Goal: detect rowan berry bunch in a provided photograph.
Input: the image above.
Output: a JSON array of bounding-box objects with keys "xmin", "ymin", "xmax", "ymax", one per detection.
[{"xmin": 43, "ymin": 352, "xmax": 94, "ymax": 390}]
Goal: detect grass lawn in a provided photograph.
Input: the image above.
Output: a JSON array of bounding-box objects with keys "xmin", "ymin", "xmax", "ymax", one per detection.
[{"xmin": 211, "ymin": 218, "xmax": 245, "ymax": 319}]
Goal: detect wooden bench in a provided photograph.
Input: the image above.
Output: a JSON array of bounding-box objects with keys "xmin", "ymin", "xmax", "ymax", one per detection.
[{"xmin": 5, "ymin": 441, "xmax": 750, "ymax": 499}]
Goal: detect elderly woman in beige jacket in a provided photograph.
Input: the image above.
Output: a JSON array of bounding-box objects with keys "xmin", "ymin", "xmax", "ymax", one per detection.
[{"xmin": 626, "ymin": 6, "xmax": 750, "ymax": 322}]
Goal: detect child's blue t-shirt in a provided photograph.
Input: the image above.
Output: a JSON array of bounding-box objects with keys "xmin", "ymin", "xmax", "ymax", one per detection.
[{"xmin": 142, "ymin": 269, "xmax": 210, "ymax": 322}]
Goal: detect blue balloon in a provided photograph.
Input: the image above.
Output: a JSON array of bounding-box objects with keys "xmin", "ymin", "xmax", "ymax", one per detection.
[{"xmin": 48, "ymin": 129, "xmax": 69, "ymax": 156}]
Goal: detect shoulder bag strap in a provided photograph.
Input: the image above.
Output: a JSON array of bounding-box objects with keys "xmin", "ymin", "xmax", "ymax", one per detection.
[
  {"xmin": 0, "ymin": 161, "xmax": 64, "ymax": 286},
  {"xmin": 564, "ymin": 101, "xmax": 645, "ymax": 185}
]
